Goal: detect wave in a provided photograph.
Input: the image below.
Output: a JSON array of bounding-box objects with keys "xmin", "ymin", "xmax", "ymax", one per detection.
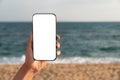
[
  {"xmin": 0, "ymin": 55, "xmax": 25, "ymax": 64},
  {"xmin": 51, "ymin": 57, "xmax": 120, "ymax": 64},
  {"xmin": 1, "ymin": 55, "xmax": 120, "ymax": 64},
  {"xmin": 99, "ymin": 46, "xmax": 120, "ymax": 52}
]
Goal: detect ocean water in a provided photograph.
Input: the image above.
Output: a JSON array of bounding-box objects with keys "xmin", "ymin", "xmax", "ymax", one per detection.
[{"xmin": 0, "ymin": 22, "xmax": 120, "ymax": 64}]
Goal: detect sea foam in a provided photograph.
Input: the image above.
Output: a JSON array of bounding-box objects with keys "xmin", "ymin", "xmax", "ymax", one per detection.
[{"xmin": 0, "ymin": 55, "xmax": 120, "ymax": 64}]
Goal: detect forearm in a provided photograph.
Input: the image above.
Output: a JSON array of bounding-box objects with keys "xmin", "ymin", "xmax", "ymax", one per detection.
[{"xmin": 13, "ymin": 63, "xmax": 35, "ymax": 80}]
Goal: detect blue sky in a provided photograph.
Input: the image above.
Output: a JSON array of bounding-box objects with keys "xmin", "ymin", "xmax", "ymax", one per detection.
[{"xmin": 0, "ymin": 0, "xmax": 120, "ymax": 22}]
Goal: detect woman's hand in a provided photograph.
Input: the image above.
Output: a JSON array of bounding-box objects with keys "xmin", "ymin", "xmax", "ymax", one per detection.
[
  {"xmin": 13, "ymin": 34, "xmax": 60, "ymax": 80},
  {"xmin": 25, "ymin": 33, "xmax": 61, "ymax": 73}
]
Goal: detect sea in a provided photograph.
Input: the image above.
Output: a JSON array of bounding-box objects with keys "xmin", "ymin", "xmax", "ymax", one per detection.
[{"xmin": 0, "ymin": 22, "xmax": 120, "ymax": 64}]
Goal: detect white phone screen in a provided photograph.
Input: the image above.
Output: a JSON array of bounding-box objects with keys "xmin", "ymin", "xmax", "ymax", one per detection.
[{"xmin": 33, "ymin": 13, "xmax": 56, "ymax": 60}]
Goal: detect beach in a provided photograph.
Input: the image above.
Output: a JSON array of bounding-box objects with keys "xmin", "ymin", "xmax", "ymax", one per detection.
[
  {"xmin": 0, "ymin": 23, "xmax": 120, "ymax": 80},
  {"xmin": 0, "ymin": 63, "xmax": 120, "ymax": 80}
]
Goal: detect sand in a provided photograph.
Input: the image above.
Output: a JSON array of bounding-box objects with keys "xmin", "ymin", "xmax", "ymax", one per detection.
[{"xmin": 0, "ymin": 63, "xmax": 120, "ymax": 80}]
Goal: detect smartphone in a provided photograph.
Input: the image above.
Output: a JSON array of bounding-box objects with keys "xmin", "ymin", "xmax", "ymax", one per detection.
[{"xmin": 33, "ymin": 13, "xmax": 56, "ymax": 60}]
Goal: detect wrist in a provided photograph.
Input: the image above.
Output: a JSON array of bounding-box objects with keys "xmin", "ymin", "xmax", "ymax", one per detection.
[{"xmin": 13, "ymin": 63, "xmax": 36, "ymax": 80}]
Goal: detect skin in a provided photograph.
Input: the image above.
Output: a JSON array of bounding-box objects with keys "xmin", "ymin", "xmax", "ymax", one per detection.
[{"xmin": 13, "ymin": 34, "xmax": 60, "ymax": 80}]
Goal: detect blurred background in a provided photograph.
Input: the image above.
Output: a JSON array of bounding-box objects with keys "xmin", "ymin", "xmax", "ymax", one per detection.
[{"xmin": 0, "ymin": 0, "xmax": 120, "ymax": 64}]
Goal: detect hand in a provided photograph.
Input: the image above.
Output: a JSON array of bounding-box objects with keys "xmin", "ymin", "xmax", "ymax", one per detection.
[
  {"xmin": 13, "ymin": 34, "xmax": 60, "ymax": 80},
  {"xmin": 25, "ymin": 33, "xmax": 61, "ymax": 74}
]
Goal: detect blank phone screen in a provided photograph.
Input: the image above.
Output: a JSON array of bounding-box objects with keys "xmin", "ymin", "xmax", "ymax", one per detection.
[{"xmin": 33, "ymin": 13, "xmax": 56, "ymax": 60}]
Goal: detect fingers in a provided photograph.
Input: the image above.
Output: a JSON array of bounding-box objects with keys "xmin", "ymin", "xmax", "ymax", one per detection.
[
  {"xmin": 56, "ymin": 35, "xmax": 60, "ymax": 49},
  {"xmin": 57, "ymin": 50, "xmax": 61, "ymax": 55},
  {"xmin": 56, "ymin": 42, "xmax": 61, "ymax": 55},
  {"xmin": 56, "ymin": 42, "xmax": 60, "ymax": 48},
  {"xmin": 56, "ymin": 35, "xmax": 61, "ymax": 55},
  {"xmin": 56, "ymin": 35, "xmax": 60, "ymax": 40}
]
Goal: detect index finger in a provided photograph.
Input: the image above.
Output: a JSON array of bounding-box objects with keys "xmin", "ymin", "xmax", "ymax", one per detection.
[{"xmin": 56, "ymin": 35, "xmax": 60, "ymax": 40}]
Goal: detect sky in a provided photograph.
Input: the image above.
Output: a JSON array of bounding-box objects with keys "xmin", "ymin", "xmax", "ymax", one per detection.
[{"xmin": 0, "ymin": 0, "xmax": 120, "ymax": 22}]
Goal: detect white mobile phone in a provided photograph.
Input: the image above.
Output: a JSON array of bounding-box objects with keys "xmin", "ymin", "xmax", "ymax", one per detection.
[{"xmin": 33, "ymin": 13, "xmax": 56, "ymax": 60}]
